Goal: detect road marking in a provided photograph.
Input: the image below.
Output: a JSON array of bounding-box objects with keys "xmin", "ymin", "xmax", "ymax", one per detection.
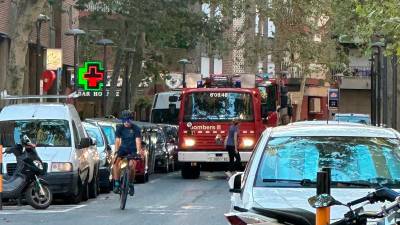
[
  {"xmin": 181, "ymin": 205, "xmax": 215, "ymax": 210},
  {"xmin": 0, "ymin": 205, "xmax": 86, "ymax": 215},
  {"xmin": 149, "ymin": 178, "xmax": 160, "ymax": 184}
]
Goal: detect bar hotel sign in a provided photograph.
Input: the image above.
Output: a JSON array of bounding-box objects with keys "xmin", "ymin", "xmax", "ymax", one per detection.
[{"xmin": 77, "ymin": 61, "xmax": 120, "ymax": 97}]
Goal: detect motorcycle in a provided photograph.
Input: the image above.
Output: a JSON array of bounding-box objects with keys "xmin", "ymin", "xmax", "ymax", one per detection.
[
  {"xmin": 225, "ymin": 187, "xmax": 400, "ymax": 225},
  {"xmin": 2, "ymin": 135, "xmax": 52, "ymax": 209},
  {"xmin": 308, "ymin": 187, "xmax": 400, "ymax": 225}
]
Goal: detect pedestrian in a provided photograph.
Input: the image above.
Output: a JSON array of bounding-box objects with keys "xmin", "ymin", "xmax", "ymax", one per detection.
[{"xmin": 224, "ymin": 118, "xmax": 241, "ymax": 178}]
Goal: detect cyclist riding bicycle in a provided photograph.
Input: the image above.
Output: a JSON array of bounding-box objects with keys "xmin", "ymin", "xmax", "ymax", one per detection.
[{"xmin": 112, "ymin": 110, "xmax": 143, "ymax": 195}]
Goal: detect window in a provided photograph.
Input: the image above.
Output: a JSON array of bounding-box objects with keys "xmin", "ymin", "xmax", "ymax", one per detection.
[
  {"xmin": 184, "ymin": 92, "xmax": 254, "ymax": 122},
  {"xmin": 72, "ymin": 121, "xmax": 80, "ymax": 148},
  {"xmin": 84, "ymin": 126, "xmax": 105, "ymax": 147},
  {"xmin": 101, "ymin": 125, "xmax": 115, "ymax": 145},
  {"xmin": 255, "ymin": 136, "xmax": 400, "ymax": 188},
  {"xmin": 309, "ymin": 97, "xmax": 321, "ymax": 113},
  {"xmin": 0, "ymin": 120, "xmax": 71, "ymax": 147}
]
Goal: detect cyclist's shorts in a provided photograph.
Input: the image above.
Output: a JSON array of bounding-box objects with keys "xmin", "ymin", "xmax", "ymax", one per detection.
[{"xmin": 117, "ymin": 148, "xmax": 137, "ymax": 158}]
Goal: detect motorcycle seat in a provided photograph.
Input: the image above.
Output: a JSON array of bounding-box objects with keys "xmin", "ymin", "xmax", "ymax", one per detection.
[
  {"xmin": 3, "ymin": 175, "xmax": 26, "ymax": 193},
  {"xmin": 252, "ymin": 207, "xmax": 316, "ymax": 225}
]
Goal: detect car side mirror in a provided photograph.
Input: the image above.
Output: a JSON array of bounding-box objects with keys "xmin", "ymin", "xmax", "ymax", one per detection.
[
  {"xmin": 79, "ymin": 138, "xmax": 91, "ymax": 149},
  {"xmin": 308, "ymin": 194, "xmax": 343, "ymax": 208},
  {"xmin": 90, "ymin": 137, "xmax": 97, "ymax": 146},
  {"xmin": 106, "ymin": 144, "xmax": 112, "ymax": 152},
  {"xmin": 229, "ymin": 172, "xmax": 243, "ymax": 193}
]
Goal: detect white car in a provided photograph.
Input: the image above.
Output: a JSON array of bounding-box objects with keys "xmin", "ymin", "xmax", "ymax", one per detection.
[
  {"xmin": 83, "ymin": 122, "xmax": 113, "ymax": 192},
  {"xmin": 0, "ymin": 103, "xmax": 100, "ymax": 203},
  {"xmin": 228, "ymin": 123, "xmax": 400, "ymax": 224}
]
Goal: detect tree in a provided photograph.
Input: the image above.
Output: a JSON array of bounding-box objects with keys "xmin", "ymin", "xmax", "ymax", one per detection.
[
  {"xmin": 76, "ymin": 0, "xmax": 225, "ymax": 115},
  {"xmin": 6, "ymin": 0, "xmax": 48, "ymax": 95},
  {"xmin": 355, "ymin": 0, "xmax": 400, "ymax": 56}
]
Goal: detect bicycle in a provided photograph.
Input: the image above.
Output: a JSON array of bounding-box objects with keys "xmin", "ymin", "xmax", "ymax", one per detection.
[{"xmin": 117, "ymin": 155, "xmax": 141, "ymax": 210}]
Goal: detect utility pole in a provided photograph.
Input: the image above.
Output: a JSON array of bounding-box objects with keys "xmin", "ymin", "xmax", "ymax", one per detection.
[
  {"xmin": 392, "ymin": 55, "xmax": 398, "ymax": 129},
  {"xmin": 383, "ymin": 55, "xmax": 388, "ymax": 126},
  {"xmin": 370, "ymin": 53, "xmax": 376, "ymax": 126}
]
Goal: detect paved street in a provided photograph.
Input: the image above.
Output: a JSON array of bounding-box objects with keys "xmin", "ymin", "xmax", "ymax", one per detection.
[{"xmin": 0, "ymin": 172, "xmax": 230, "ymax": 225}]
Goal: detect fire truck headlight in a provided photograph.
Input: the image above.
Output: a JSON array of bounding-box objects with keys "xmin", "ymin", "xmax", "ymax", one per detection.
[
  {"xmin": 243, "ymin": 138, "xmax": 255, "ymax": 148},
  {"xmin": 184, "ymin": 138, "xmax": 196, "ymax": 147}
]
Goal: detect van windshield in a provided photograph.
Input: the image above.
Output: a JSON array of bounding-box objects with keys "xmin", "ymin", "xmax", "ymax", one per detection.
[{"xmin": 0, "ymin": 120, "xmax": 71, "ymax": 147}]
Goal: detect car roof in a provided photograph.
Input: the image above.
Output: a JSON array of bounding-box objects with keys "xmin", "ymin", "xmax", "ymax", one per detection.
[
  {"xmin": 288, "ymin": 120, "xmax": 366, "ymax": 126},
  {"xmin": 335, "ymin": 113, "xmax": 370, "ymax": 117},
  {"xmin": 270, "ymin": 124, "xmax": 399, "ymax": 138},
  {"xmin": 0, "ymin": 103, "xmax": 70, "ymax": 120},
  {"xmin": 82, "ymin": 121, "xmax": 99, "ymax": 129}
]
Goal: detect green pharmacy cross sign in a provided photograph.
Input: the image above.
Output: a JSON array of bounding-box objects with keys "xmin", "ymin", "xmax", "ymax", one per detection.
[{"xmin": 78, "ymin": 61, "xmax": 105, "ymax": 91}]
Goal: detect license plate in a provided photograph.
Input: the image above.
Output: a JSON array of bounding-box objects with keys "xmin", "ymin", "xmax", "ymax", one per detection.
[{"xmin": 208, "ymin": 154, "xmax": 228, "ymax": 162}]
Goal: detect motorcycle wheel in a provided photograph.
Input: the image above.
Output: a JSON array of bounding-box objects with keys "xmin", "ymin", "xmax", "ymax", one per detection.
[{"xmin": 25, "ymin": 183, "xmax": 53, "ymax": 210}]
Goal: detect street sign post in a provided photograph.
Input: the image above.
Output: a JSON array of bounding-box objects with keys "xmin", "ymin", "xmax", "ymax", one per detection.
[{"xmin": 328, "ymin": 88, "xmax": 339, "ymax": 110}]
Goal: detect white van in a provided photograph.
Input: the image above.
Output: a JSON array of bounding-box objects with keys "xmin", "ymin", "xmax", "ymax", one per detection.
[
  {"xmin": 0, "ymin": 103, "xmax": 100, "ymax": 203},
  {"xmin": 150, "ymin": 91, "xmax": 181, "ymax": 125}
]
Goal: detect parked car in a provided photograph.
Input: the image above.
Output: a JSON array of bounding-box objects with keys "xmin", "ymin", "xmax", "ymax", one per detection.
[
  {"xmin": 86, "ymin": 118, "xmax": 156, "ymax": 183},
  {"xmin": 0, "ymin": 103, "xmax": 100, "ymax": 203},
  {"xmin": 333, "ymin": 113, "xmax": 371, "ymax": 125},
  {"xmin": 85, "ymin": 118, "xmax": 118, "ymax": 154},
  {"xmin": 228, "ymin": 123, "xmax": 400, "ymax": 224},
  {"xmin": 151, "ymin": 125, "xmax": 177, "ymax": 173},
  {"xmin": 82, "ymin": 122, "xmax": 113, "ymax": 192}
]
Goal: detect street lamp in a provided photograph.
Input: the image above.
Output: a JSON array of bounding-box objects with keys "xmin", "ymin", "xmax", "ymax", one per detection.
[
  {"xmin": 178, "ymin": 59, "xmax": 191, "ymax": 88},
  {"xmin": 65, "ymin": 28, "xmax": 86, "ymax": 91},
  {"xmin": 36, "ymin": 14, "xmax": 50, "ymax": 94},
  {"xmin": 124, "ymin": 48, "xmax": 135, "ymax": 109},
  {"xmin": 96, "ymin": 38, "xmax": 114, "ymax": 116},
  {"xmin": 371, "ymin": 41, "xmax": 385, "ymax": 126}
]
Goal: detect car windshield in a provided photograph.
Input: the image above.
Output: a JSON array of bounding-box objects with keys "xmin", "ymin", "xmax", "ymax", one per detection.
[
  {"xmin": 255, "ymin": 136, "xmax": 400, "ymax": 188},
  {"xmin": 335, "ymin": 116, "xmax": 370, "ymax": 124},
  {"xmin": 151, "ymin": 109, "xmax": 179, "ymax": 125},
  {"xmin": 84, "ymin": 126, "xmax": 104, "ymax": 147},
  {"xmin": 183, "ymin": 92, "xmax": 254, "ymax": 122},
  {"xmin": 100, "ymin": 125, "xmax": 115, "ymax": 145},
  {"xmin": 0, "ymin": 120, "xmax": 71, "ymax": 147}
]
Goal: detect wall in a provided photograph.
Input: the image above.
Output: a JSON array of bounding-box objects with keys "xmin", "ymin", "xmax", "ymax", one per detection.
[{"xmin": 339, "ymin": 89, "xmax": 371, "ymax": 114}]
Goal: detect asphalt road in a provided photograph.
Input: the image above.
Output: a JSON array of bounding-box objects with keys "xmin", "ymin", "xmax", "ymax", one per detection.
[{"xmin": 0, "ymin": 172, "xmax": 231, "ymax": 225}]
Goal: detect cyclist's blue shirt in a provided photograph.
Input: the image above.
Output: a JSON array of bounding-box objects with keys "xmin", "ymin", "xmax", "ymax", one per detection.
[{"xmin": 115, "ymin": 123, "xmax": 141, "ymax": 154}]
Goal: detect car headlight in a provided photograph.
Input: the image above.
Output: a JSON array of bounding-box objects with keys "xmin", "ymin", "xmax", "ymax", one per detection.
[
  {"xmin": 243, "ymin": 138, "xmax": 255, "ymax": 148},
  {"xmin": 184, "ymin": 138, "xmax": 195, "ymax": 147},
  {"xmin": 51, "ymin": 162, "xmax": 73, "ymax": 172}
]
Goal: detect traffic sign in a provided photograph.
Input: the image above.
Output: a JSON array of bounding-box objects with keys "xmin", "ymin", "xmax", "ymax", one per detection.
[{"xmin": 328, "ymin": 88, "xmax": 339, "ymax": 110}]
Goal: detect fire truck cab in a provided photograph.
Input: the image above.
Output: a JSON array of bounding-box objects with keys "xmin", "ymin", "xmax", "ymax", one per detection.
[{"xmin": 173, "ymin": 75, "xmax": 271, "ymax": 179}]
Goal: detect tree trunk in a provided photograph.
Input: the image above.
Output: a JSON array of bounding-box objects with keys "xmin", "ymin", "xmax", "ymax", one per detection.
[
  {"xmin": 129, "ymin": 32, "xmax": 146, "ymax": 113},
  {"xmin": 6, "ymin": 0, "xmax": 48, "ymax": 95},
  {"xmin": 295, "ymin": 70, "xmax": 307, "ymax": 121},
  {"xmin": 105, "ymin": 21, "xmax": 129, "ymax": 115}
]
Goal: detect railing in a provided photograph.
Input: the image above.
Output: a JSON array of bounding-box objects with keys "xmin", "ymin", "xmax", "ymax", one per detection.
[{"xmin": 331, "ymin": 66, "xmax": 371, "ymax": 78}]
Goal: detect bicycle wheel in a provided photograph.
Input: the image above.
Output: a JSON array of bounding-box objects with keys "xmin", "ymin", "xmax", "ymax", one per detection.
[{"xmin": 120, "ymin": 170, "xmax": 129, "ymax": 210}]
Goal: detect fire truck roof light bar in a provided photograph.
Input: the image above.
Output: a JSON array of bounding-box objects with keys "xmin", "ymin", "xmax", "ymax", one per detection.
[{"xmin": 0, "ymin": 90, "xmax": 79, "ymax": 100}]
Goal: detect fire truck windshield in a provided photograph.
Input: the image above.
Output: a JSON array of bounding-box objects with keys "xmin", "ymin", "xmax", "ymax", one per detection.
[{"xmin": 183, "ymin": 92, "xmax": 254, "ymax": 122}]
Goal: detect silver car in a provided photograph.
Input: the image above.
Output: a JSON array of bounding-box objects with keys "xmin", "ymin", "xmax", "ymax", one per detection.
[{"xmin": 228, "ymin": 123, "xmax": 400, "ymax": 224}]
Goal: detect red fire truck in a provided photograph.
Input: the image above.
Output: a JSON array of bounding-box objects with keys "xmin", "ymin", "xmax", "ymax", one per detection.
[{"xmin": 173, "ymin": 75, "xmax": 279, "ymax": 179}]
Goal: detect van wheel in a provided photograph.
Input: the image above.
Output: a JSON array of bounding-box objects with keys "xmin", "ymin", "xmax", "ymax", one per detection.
[
  {"xmin": 69, "ymin": 178, "xmax": 82, "ymax": 204},
  {"xmin": 89, "ymin": 169, "xmax": 99, "ymax": 198},
  {"xmin": 145, "ymin": 173, "xmax": 149, "ymax": 182},
  {"xmin": 82, "ymin": 175, "xmax": 89, "ymax": 201}
]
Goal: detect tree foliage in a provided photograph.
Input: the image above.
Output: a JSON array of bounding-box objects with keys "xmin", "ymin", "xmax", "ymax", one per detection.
[{"xmin": 355, "ymin": 0, "xmax": 400, "ymax": 56}]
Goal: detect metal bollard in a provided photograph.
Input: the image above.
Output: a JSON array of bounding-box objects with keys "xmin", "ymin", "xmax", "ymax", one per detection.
[
  {"xmin": 316, "ymin": 169, "xmax": 331, "ymax": 225},
  {"xmin": 0, "ymin": 145, "xmax": 3, "ymax": 210}
]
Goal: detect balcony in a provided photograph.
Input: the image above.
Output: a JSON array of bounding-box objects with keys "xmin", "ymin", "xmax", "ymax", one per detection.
[{"xmin": 335, "ymin": 67, "xmax": 371, "ymax": 90}]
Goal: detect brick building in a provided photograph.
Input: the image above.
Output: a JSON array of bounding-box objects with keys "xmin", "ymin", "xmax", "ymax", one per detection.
[{"xmin": 0, "ymin": 0, "xmax": 79, "ymax": 98}]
